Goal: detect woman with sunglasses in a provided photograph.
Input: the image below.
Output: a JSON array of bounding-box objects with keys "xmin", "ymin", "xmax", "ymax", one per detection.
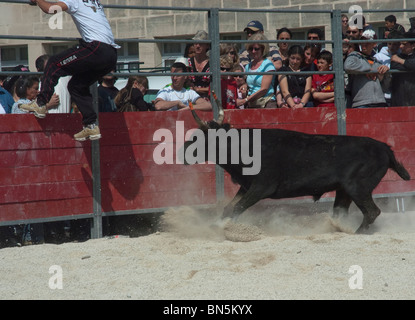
[
  {"xmin": 220, "ymin": 43, "xmax": 241, "ymax": 67},
  {"xmin": 239, "ymin": 33, "xmax": 276, "ymax": 108}
]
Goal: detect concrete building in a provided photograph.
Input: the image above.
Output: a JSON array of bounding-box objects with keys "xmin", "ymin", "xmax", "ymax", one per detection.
[{"xmin": 0, "ymin": 0, "xmax": 413, "ymax": 73}]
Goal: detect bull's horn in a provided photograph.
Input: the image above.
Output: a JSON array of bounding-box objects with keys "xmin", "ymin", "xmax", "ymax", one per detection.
[
  {"xmin": 189, "ymin": 100, "xmax": 209, "ymax": 130},
  {"xmin": 212, "ymin": 90, "xmax": 224, "ymax": 125}
]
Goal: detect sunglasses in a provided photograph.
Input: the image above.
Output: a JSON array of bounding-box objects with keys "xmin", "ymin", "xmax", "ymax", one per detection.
[
  {"xmin": 234, "ymin": 75, "xmax": 244, "ymax": 78},
  {"xmin": 248, "ymin": 46, "xmax": 262, "ymax": 52},
  {"xmin": 220, "ymin": 67, "xmax": 231, "ymax": 71},
  {"xmin": 346, "ymin": 30, "xmax": 359, "ymax": 34},
  {"xmin": 308, "ymin": 36, "xmax": 319, "ymax": 40},
  {"xmin": 228, "ymin": 51, "xmax": 236, "ymax": 55}
]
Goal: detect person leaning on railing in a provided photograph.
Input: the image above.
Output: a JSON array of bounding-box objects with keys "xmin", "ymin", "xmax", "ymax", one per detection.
[
  {"xmin": 390, "ymin": 32, "xmax": 415, "ymax": 107},
  {"xmin": 344, "ymin": 30, "xmax": 389, "ymax": 108}
]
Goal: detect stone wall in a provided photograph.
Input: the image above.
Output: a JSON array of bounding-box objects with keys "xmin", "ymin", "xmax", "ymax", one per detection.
[{"xmin": 0, "ymin": 0, "xmax": 413, "ymax": 71}]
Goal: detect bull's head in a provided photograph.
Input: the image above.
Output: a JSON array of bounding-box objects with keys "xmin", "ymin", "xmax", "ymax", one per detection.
[{"xmin": 183, "ymin": 91, "xmax": 261, "ymax": 175}]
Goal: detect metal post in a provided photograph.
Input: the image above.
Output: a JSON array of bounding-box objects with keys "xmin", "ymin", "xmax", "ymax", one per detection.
[
  {"xmin": 331, "ymin": 9, "xmax": 347, "ymax": 135},
  {"xmin": 90, "ymin": 82, "xmax": 102, "ymax": 239},
  {"xmin": 208, "ymin": 8, "xmax": 225, "ymax": 203}
]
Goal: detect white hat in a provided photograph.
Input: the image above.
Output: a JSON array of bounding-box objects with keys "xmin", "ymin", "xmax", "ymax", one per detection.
[
  {"xmin": 361, "ymin": 29, "xmax": 377, "ymax": 40},
  {"xmin": 174, "ymin": 57, "xmax": 189, "ymax": 67}
]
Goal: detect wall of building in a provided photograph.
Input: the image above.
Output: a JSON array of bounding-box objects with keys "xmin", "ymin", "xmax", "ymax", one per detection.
[{"xmin": 0, "ymin": 0, "xmax": 414, "ymax": 71}]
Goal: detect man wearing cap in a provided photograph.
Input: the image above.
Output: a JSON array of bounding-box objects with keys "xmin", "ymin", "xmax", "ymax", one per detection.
[
  {"xmin": 390, "ymin": 32, "xmax": 415, "ymax": 106},
  {"xmin": 344, "ymin": 29, "xmax": 389, "ymax": 108},
  {"xmin": 239, "ymin": 20, "xmax": 280, "ymax": 69}
]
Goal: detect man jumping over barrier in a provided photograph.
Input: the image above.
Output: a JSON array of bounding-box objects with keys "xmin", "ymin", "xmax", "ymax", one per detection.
[{"xmin": 20, "ymin": 0, "xmax": 119, "ymax": 141}]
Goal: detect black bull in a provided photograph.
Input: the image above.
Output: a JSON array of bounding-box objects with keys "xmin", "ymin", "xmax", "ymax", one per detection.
[{"xmin": 184, "ymin": 99, "xmax": 410, "ymax": 233}]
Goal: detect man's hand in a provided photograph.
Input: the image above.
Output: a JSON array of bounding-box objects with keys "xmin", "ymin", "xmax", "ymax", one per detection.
[
  {"xmin": 46, "ymin": 93, "xmax": 60, "ymax": 110},
  {"xmin": 377, "ymin": 65, "xmax": 389, "ymax": 74}
]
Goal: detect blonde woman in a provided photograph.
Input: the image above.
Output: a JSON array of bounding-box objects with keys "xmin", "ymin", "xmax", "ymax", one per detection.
[{"xmin": 240, "ymin": 33, "xmax": 276, "ymax": 108}]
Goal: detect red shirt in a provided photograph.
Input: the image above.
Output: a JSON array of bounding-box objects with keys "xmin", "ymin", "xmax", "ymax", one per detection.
[
  {"xmin": 220, "ymin": 78, "xmax": 238, "ymax": 109},
  {"xmin": 312, "ymin": 73, "xmax": 335, "ymax": 108}
]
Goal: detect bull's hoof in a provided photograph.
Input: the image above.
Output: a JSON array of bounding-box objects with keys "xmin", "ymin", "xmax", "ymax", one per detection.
[{"xmin": 355, "ymin": 224, "xmax": 373, "ymax": 234}]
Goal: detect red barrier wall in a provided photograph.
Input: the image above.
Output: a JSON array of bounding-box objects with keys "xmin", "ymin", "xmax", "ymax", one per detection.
[{"xmin": 1, "ymin": 107, "xmax": 414, "ymax": 224}]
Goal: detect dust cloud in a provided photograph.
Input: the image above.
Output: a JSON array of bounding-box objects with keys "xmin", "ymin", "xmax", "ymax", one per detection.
[{"xmin": 161, "ymin": 198, "xmax": 415, "ymax": 242}]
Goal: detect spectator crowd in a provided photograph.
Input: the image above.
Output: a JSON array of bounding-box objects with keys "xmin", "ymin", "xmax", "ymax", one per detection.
[{"xmin": 1, "ymin": 13, "xmax": 415, "ymax": 117}]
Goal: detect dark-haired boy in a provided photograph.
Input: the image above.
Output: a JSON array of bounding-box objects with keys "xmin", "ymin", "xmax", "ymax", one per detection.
[
  {"xmin": 311, "ymin": 51, "xmax": 335, "ymax": 108},
  {"xmin": 154, "ymin": 62, "xmax": 212, "ymax": 111}
]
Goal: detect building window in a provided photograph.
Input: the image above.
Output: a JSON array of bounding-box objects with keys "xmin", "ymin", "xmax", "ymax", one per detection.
[
  {"xmin": 0, "ymin": 45, "xmax": 28, "ymax": 70},
  {"xmin": 49, "ymin": 43, "xmax": 76, "ymax": 56},
  {"xmin": 116, "ymin": 41, "xmax": 140, "ymax": 72}
]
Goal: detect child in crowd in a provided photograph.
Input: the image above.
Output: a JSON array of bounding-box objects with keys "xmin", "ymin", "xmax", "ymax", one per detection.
[
  {"xmin": 218, "ymin": 54, "xmax": 238, "ymax": 109},
  {"xmin": 311, "ymin": 50, "xmax": 335, "ymax": 108},
  {"xmin": 232, "ymin": 64, "xmax": 248, "ymax": 109}
]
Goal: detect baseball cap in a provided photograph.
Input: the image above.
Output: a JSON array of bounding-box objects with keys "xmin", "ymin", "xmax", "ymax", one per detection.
[
  {"xmin": 361, "ymin": 29, "xmax": 377, "ymax": 40},
  {"xmin": 244, "ymin": 20, "xmax": 264, "ymax": 32}
]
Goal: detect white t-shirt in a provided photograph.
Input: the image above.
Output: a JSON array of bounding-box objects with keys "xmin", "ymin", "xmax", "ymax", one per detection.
[
  {"xmin": 0, "ymin": 103, "xmax": 5, "ymax": 114},
  {"xmin": 156, "ymin": 85, "xmax": 201, "ymax": 111},
  {"xmin": 61, "ymin": 0, "xmax": 119, "ymax": 48},
  {"xmin": 42, "ymin": 76, "xmax": 72, "ymax": 113}
]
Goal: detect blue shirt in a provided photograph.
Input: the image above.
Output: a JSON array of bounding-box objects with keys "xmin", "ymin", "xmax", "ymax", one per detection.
[
  {"xmin": 245, "ymin": 59, "xmax": 275, "ymax": 98},
  {"xmin": 0, "ymin": 87, "xmax": 14, "ymax": 114}
]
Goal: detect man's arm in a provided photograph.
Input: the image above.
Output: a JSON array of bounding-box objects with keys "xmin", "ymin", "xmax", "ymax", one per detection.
[
  {"xmin": 154, "ymin": 98, "xmax": 186, "ymax": 111},
  {"xmin": 192, "ymin": 97, "xmax": 212, "ymax": 111},
  {"xmin": 31, "ymin": 0, "xmax": 68, "ymax": 14}
]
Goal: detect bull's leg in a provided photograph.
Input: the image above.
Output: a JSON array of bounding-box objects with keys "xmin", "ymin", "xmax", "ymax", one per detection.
[
  {"xmin": 228, "ymin": 184, "xmax": 271, "ymax": 219},
  {"xmin": 352, "ymin": 194, "xmax": 381, "ymax": 234},
  {"xmin": 333, "ymin": 188, "xmax": 352, "ymax": 217},
  {"xmin": 223, "ymin": 186, "xmax": 246, "ymax": 218}
]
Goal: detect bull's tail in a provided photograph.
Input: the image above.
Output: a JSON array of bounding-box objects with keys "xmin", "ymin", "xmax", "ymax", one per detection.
[{"xmin": 387, "ymin": 146, "xmax": 411, "ymax": 181}]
